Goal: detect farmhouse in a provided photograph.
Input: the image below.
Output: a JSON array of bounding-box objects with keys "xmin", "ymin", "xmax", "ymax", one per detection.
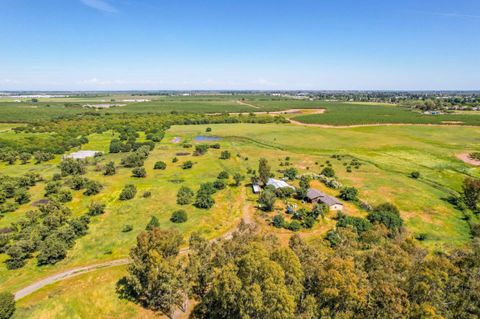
[
  {"xmin": 64, "ymin": 150, "xmax": 100, "ymax": 160},
  {"xmin": 266, "ymin": 178, "xmax": 295, "ymax": 190},
  {"xmin": 306, "ymin": 188, "xmax": 343, "ymax": 211}
]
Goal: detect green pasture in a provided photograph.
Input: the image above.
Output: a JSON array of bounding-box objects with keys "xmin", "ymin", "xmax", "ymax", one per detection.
[{"xmin": 2, "ymin": 122, "xmax": 480, "ymax": 318}]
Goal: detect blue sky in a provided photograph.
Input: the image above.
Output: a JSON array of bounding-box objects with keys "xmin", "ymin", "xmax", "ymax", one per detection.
[{"xmin": 0, "ymin": 0, "xmax": 479, "ymax": 90}]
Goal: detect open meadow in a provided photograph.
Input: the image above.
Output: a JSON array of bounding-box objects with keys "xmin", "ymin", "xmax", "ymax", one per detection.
[{"xmin": 1, "ymin": 118, "xmax": 479, "ymax": 318}]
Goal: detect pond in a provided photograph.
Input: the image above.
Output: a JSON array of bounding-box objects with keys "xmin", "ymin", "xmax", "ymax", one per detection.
[{"xmin": 194, "ymin": 136, "xmax": 223, "ymax": 141}]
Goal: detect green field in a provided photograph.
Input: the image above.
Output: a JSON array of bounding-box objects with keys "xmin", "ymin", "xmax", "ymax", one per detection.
[{"xmin": 2, "ymin": 111, "xmax": 480, "ymax": 318}]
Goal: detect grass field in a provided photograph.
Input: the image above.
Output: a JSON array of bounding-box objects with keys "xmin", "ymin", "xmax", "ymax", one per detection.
[
  {"xmin": 3, "ymin": 94, "xmax": 480, "ymax": 125},
  {"xmin": 2, "ymin": 121, "xmax": 480, "ymax": 318}
]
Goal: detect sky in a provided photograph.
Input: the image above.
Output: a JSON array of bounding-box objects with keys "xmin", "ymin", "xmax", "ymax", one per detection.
[{"xmin": 0, "ymin": 0, "xmax": 479, "ymax": 91}]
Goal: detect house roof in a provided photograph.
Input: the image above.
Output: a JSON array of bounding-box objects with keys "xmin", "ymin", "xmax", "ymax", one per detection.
[
  {"xmin": 307, "ymin": 188, "xmax": 342, "ymax": 206},
  {"xmin": 252, "ymin": 184, "xmax": 262, "ymax": 193},
  {"xmin": 266, "ymin": 178, "xmax": 295, "ymax": 190}
]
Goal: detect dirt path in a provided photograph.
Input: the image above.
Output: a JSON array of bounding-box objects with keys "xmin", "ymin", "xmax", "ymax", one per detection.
[
  {"xmin": 14, "ymin": 189, "xmax": 255, "ymax": 305},
  {"xmin": 14, "ymin": 259, "xmax": 130, "ymax": 300},
  {"xmin": 236, "ymin": 100, "xmax": 260, "ymax": 109},
  {"xmin": 288, "ymin": 119, "xmax": 480, "ymax": 129}
]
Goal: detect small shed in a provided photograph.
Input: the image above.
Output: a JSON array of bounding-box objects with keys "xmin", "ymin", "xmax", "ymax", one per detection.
[
  {"xmin": 306, "ymin": 188, "xmax": 343, "ymax": 211},
  {"xmin": 252, "ymin": 184, "xmax": 261, "ymax": 194}
]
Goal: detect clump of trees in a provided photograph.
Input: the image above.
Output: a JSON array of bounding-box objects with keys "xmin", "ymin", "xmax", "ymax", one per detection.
[
  {"xmin": 0, "ymin": 292, "xmax": 15, "ymax": 319},
  {"xmin": 118, "ymin": 223, "xmax": 480, "ymax": 319},
  {"xmin": 194, "ymin": 183, "xmax": 216, "ymax": 209},
  {"xmin": 2, "ymin": 201, "xmax": 91, "ymax": 269}
]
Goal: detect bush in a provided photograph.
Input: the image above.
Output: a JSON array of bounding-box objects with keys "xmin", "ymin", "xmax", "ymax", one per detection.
[
  {"xmin": 206, "ymin": 127, "xmax": 212, "ymax": 132},
  {"xmin": 194, "ymin": 144, "xmax": 209, "ymax": 156},
  {"xmin": 0, "ymin": 292, "xmax": 15, "ymax": 319},
  {"xmin": 272, "ymin": 215, "xmax": 286, "ymax": 228},
  {"xmin": 14, "ymin": 189, "xmax": 30, "ymax": 205},
  {"xmin": 220, "ymin": 150, "xmax": 231, "ymax": 160},
  {"xmin": 410, "ymin": 171, "xmax": 420, "ymax": 179},
  {"xmin": 177, "ymin": 186, "xmax": 194, "ymax": 205},
  {"xmin": 70, "ymin": 176, "xmax": 88, "ymax": 190},
  {"xmin": 59, "ymin": 158, "xmax": 86, "ymax": 176},
  {"xmin": 121, "ymin": 153, "xmax": 144, "ymax": 168},
  {"xmin": 88, "ymin": 202, "xmax": 106, "ymax": 216},
  {"xmin": 143, "ymin": 191, "xmax": 152, "ymax": 198},
  {"xmin": 275, "ymin": 187, "xmax": 295, "ymax": 199},
  {"xmin": 172, "ymin": 157, "xmax": 178, "ymax": 163},
  {"xmin": 339, "ymin": 187, "xmax": 358, "ymax": 201},
  {"xmin": 154, "ymin": 161, "xmax": 167, "ymax": 170},
  {"xmin": 288, "ymin": 220, "xmax": 302, "ymax": 232},
  {"xmin": 217, "ymin": 171, "xmax": 229, "ymax": 179},
  {"xmin": 146, "ymin": 216, "xmax": 160, "ymax": 230},
  {"xmin": 258, "ymin": 190, "xmax": 277, "ymax": 212},
  {"xmin": 337, "ymin": 215, "xmax": 372, "ymax": 233},
  {"xmin": 213, "ymin": 179, "xmax": 226, "ymax": 190},
  {"xmin": 233, "ymin": 173, "xmax": 244, "ymax": 186},
  {"xmin": 119, "ymin": 184, "xmax": 137, "ymax": 200},
  {"xmin": 104, "ymin": 161, "xmax": 116, "ymax": 176},
  {"xmin": 56, "ymin": 189, "xmax": 73, "ymax": 203},
  {"xmin": 132, "ymin": 167, "xmax": 147, "ymax": 178},
  {"xmin": 170, "ymin": 210, "xmax": 188, "ymax": 223},
  {"xmin": 83, "ymin": 180, "xmax": 103, "ymax": 196},
  {"xmin": 283, "ymin": 167, "xmax": 297, "ymax": 180},
  {"xmin": 182, "ymin": 161, "xmax": 194, "ymax": 169},
  {"xmin": 321, "ymin": 167, "xmax": 335, "ymax": 178},
  {"xmin": 122, "ymin": 224, "xmax": 133, "ymax": 233}
]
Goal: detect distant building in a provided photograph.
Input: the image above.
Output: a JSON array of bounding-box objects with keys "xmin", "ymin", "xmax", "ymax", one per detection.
[
  {"xmin": 306, "ymin": 188, "xmax": 343, "ymax": 211},
  {"xmin": 64, "ymin": 150, "xmax": 100, "ymax": 160},
  {"xmin": 266, "ymin": 178, "xmax": 295, "ymax": 190}
]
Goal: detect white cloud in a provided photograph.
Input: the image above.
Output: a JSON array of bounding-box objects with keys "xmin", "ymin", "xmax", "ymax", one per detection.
[{"xmin": 80, "ymin": 0, "xmax": 118, "ymax": 13}]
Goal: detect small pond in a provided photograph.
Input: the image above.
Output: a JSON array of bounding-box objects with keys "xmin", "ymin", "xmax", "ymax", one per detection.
[{"xmin": 194, "ymin": 136, "xmax": 223, "ymax": 141}]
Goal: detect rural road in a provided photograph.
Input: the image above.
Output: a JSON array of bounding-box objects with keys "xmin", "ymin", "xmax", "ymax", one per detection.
[
  {"xmin": 14, "ymin": 199, "xmax": 255, "ymax": 302},
  {"xmin": 14, "ymin": 258, "xmax": 130, "ymax": 300}
]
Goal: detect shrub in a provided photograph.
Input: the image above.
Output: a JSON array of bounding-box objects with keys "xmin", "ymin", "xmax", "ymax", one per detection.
[
  {"xmin": 132, "ymin": 167, "xmax": 147, "ymax": 178},
  {"xmin": 121, "ymin": 153, "xmax": 144, "ymax": 168},
  {"xmin": 14, "ymin": 189, "xmax": 30, "ymax": 205},
  {"xmin": 119, "ymin": 184, "xmax": 137, "ymax": 200},
  {"xmin": 70, "ymin": 176, "xmax": 88, "ymax": 190},
  {"xmin": 154, "ymin": 161, "xmax": 167, "ymax": 170},
  {"xmin": 59, "ymin": 158, "xmax": 86, "ymax": 176},
  {"xmin": 258, "ymin": 190, "xmax": 277, "ymax": 212},
  {"xmin": 339, "ymin": 187, "xmax": 358, "ymax": 201},
  {"xmin": 233, "ymin": 173, "xmax": 244, "ymax": 186},
  {"xmin": 288, "ymin": 220, "xmax": 302, "ymax": 232},
  {"xmin": 83, "ymin": 180, "xmax": 103, "ymax": 196},
  {"xmin": 272, "ymin": 215, "xmax": 286, "ymax": 228},
  {"xmin": 172, "ymin": 157, "xmax": 178, "ymax": 163},
  {"xmin": 220, "ymin": 150, "xmax": 231, "ymax": 160},
  {"xmin": 410, "ymin": 171, "xmax": 420, "ymax": 179},
  {"xmin": 182, "ymin": 161, "xmax": 194, "ymax": 169},
  {"xmin": 217, "ymin": 171, "xmax": 229, "ymax": 179},
  {"xmin": 213, "ymin": 179, "xmax": 226, "ymax": 190},
  {"xmin": 177, "ymin": 186, "xmax": 194, "ymax": 205},
  {"xmin": 210, "ymin": 143, "xmax": 221, "ymax": 149},
  {"xmin": 122, "ymin": 224, "xmax": 133, "ymax": 233},
  {"xmin": 206, "ymin": 127, "xmax": 212, "ymax": 132},
  {"xmin": 283, "ymin": 167, "xmax": 297, "ymax": 180},
  {"xmin": 104, "ymin": 161, "xmax": 116, "ymax": 176},
  {"xmin": 194, "ymin": 144, "xmax": 209, "ymax": 156},
  {"xmin": 321, "ymin": 167, "xmax": 335, "ymax": 178},
  {"xmin": 275, "ymin": 187, "xmax": 295, "ymax": 199},
  {"xmin": 56, "ymin": 189, "xmax": 73, "ymax": 203},
  {"xmin": 52, "ymin": 173, "xmax": 62, "ymax": 181},
  {"xmin": 88, "ymin": 202, "xmax": 106, "ymax": 216},
  {"xmin": 143, "ymin": 191, "xmax": 152, "ymax": 198},
  {"xmin": 145, "ymin": 216, "xmax": 160, "ymax": 230},
  {"xmin": 337, "ymin": 215, "xmax": 372, "ymax": 233},
  {"xmin": 0, "ymin": 292, "xmax": 15, "ymax": 319},
  {"xmin": 170, "ymin": 210, "xmax": 188, "ymax": 223}
]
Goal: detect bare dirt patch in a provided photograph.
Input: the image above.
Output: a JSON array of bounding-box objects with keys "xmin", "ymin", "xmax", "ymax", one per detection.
[
  {"xmin": 456, "ymin": 152, "xmax": 480, "ymax": 166},
  {"xmin": 441, "ymin": 121, "xmax": 464, "ymax": 124}
]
